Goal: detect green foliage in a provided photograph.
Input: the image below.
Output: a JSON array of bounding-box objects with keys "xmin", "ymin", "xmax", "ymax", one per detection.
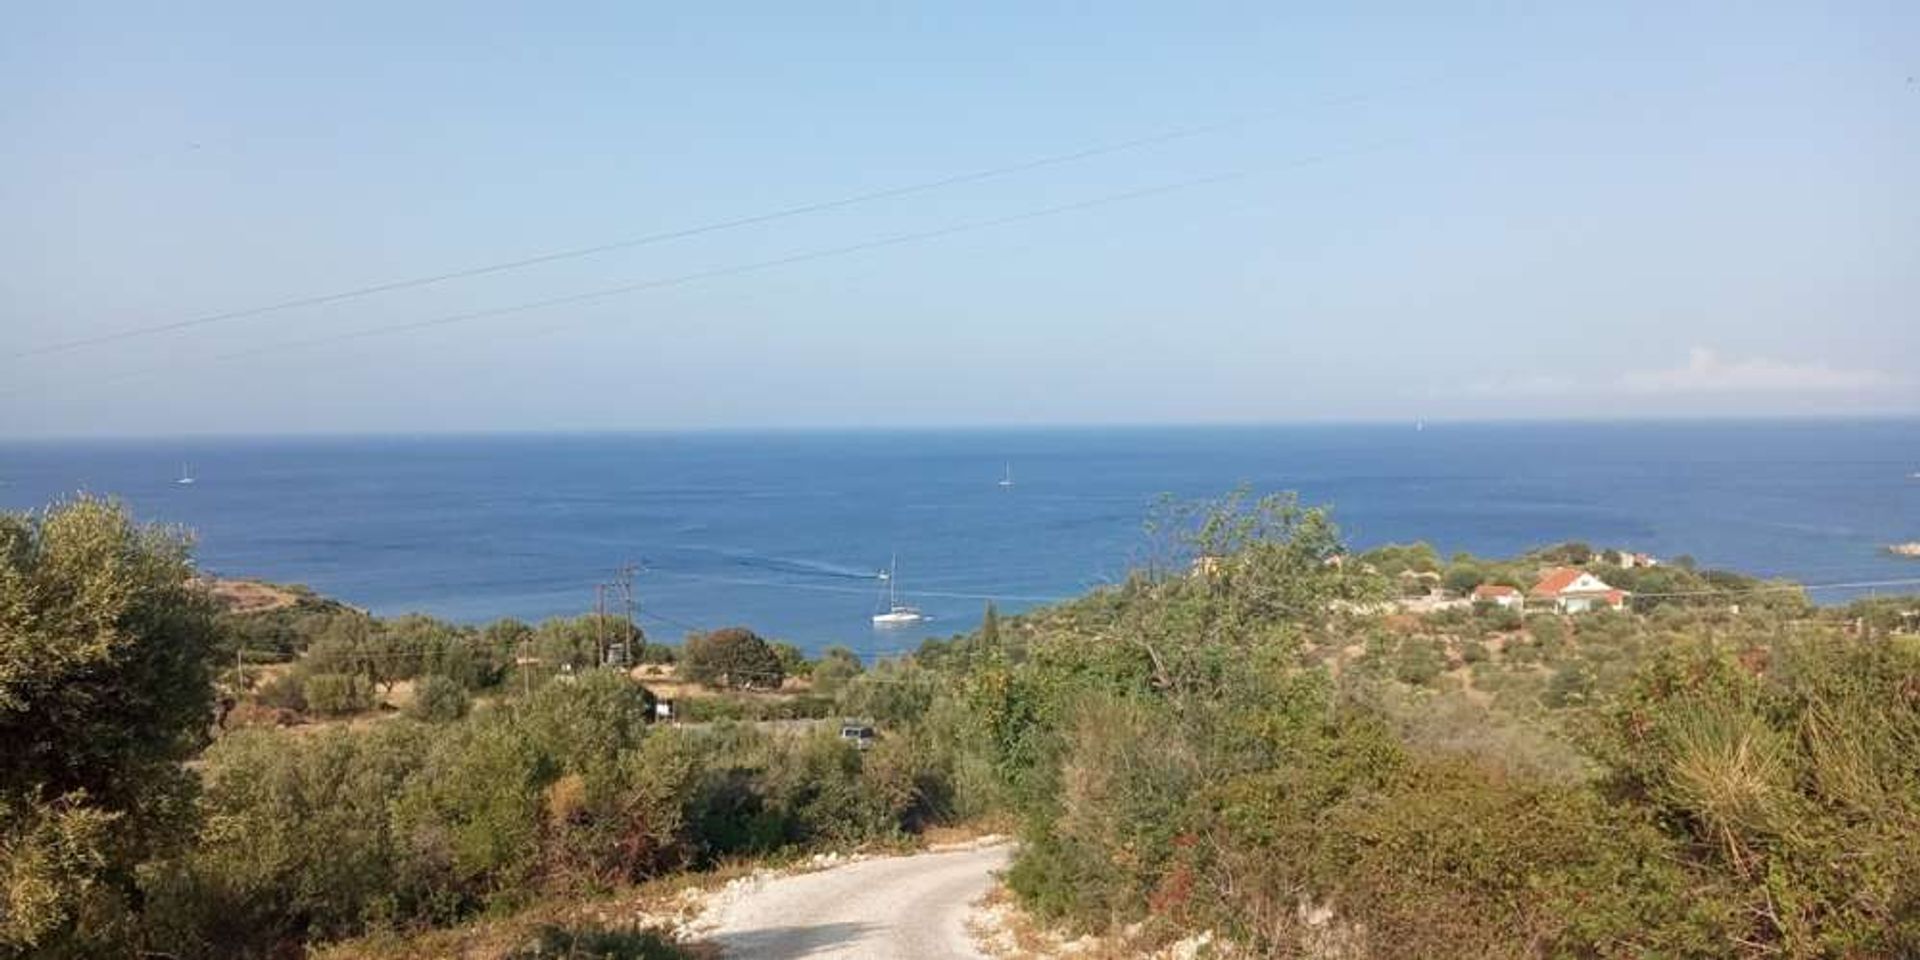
[
  {"xmin": 406, "ymin": 674, "xmax": 471, "ymax": 722},
  {"xmin": 1531, "ymin": 540, "xmax": 1595, "ymax": 565},
  {"xmin": 303, "ymin": 672, "xmax": 375, "ymax": 716},
  {"xmin": 679, "ymin": 627, "xmax": 784, "ymax": 689},
  {"xmin": 1477, "ymin": 603, "xmax": 1523, "ymax": 633},
  {"xmin": 1592, "ymin": 638, "xmax": 1920, "ymax": 955},
  {"xmin": 1526, "ymin": 613, "xmax": 1566, "ymax": 645},
  {"xmin": 980, "ymin": 601, "xmax": 1002, "ymax": 645},
  {"xmin": 216, "ymin": 600, "xmax": 366, "ymax": 664},
  {"xmin": 390, "ymin": 713, "xmax": 552, "ymax": 912},
  {"xmin": 16, "ymin": 491, "xmax": 1919, "ymax": 958},
  {"xmin": 143, "ymin": 673, "xmax": 690, "ymax": 954},
  {"xmin": 1359, "ymin": 540, "xmax": 1442, "ymax": 575},
  {"xmin": 0, "ymin": 497, "xmax": 215, "ymax": 953},
  {"xmin": 141, "ymin": 723, "xmax": 432, "ymax": 950},
  {"xmin": 516, "ymin": 671, "xmax": 656, "ymax": 774},
  {"xmin": 672, "ymin": 694, "xmax": 832, "ymax": 723},
  {"xmin": 1442, "ymin": 562, "xmax": 1485, "ymax": 595},
  {"xmin": 254, "ymin": 671, "xmax": 308, "ymax": 712},
  {"xmin": 979, "ymin": 494, "xmax": 1920, "ymax": 957},
  {"xmin": 506, "ymin": 923, "xmax": 688, "ymax": 960},
  {"xmin": 810, "ymin": 645, "xmax": 863, "ymax": 696},
  {"xmin": 531, "ymin": 615, "xmax": 641, "ymax": 675},
  {"xmin": 769, "ymin": 641, "xmax": 809, "ymax": 677},
  {"xmin": 0, "ymin": 795, "xmax": 124, "ymax": 954},
  {"xmin": 1392, "ymin": 636, "xmax": 1446, "ymax": 686}
]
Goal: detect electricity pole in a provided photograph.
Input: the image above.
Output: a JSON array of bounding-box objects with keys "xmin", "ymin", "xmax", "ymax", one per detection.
[
  {"xmin": 614, "ymin": 563, "xmax": 638, "ymax": 667},
  {"xmin": 594, "ymin": 582, "xmax": 609, "ymax": 667}
]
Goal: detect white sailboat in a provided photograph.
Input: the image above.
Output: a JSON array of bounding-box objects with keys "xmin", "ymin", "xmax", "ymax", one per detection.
[
  {"xmin": 175, "ymin": 463, "xmax": 196, "ymax": 485},
  {"xmin": 871, "ymin": 554, "xmax": 926, "ymax": 625},
  {"xmin": 998, "ymin": 463, "xmax": 1014, "ymax": 488}
]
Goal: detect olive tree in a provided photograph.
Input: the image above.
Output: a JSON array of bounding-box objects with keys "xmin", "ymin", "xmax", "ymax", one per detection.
[
  {"xmin": 680, "ymin": 627, "xmax": 784, "ymax": 689},
  {"xmin": 0, "ymin": 497, "xmax": 217, "ymax": 950}
]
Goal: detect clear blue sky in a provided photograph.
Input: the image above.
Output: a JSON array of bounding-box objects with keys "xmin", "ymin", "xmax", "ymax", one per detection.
[{"xmin": 3, "ymin": 2, "xmax": 1915, "ymax": 436}]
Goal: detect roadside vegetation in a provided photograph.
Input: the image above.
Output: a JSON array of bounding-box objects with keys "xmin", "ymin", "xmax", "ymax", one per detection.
[{"xmin": 4, "ymin": 493, "xmax": 1916, "ymax": 958}]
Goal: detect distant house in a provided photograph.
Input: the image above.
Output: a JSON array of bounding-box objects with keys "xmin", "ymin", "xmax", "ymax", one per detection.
[
  {"xmin": 1613, "ymin": 551, "xmax": 1660, "ymax": 569},
  {"xmin": 1530, "ymin": 567, "xmax": 1628, "ymax": 613},
  {"xmin": 1470, "ymin": 583, "xmax": 1524, "ymax": 610}
]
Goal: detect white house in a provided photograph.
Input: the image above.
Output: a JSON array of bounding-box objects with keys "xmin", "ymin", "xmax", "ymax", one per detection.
[
  {"xmin": 1470, "ymin": 583, "xmax": 1525, "ymax": 610},
  {"xmin": 1529, "ymin": 567, "xmax": 1628, "ymax": 613}
]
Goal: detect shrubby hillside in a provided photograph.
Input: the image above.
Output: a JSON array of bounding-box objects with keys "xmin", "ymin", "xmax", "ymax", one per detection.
[{"xmin": 3, "ymin": 494, "xmax": 1915, "ymax": 958}]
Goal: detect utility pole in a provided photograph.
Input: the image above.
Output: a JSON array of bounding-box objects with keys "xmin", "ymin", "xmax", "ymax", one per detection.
[
  {"xmin": 613, "ymin": 563, "xmax": 638, "ymax": 667},
  {"xmin": 594, "ymin": 582, "xmax": 609, "ymax": 668}
]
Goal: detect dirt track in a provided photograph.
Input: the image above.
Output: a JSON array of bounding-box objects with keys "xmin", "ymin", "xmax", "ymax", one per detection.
[{"xmin": 696, "ymin": 842, "xmax": 1012, "ymax": 959}]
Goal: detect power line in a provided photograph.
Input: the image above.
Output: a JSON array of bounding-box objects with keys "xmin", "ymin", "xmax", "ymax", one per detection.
[
  {"xmin": 6, "ymin": 137, "xmax": 1403, "ymax": 401},
  {"xmin": 1623, "ymin": 577, "xmax": 1920, "ymax": 599},
  {"xmin": 11, "ymin": 72, "xmax": 1468, "ymax": 361}
]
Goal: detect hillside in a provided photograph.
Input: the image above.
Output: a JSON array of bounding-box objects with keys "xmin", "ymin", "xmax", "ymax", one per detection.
[{"xmin": 6, "ymin": 494, "xmax": 1917, "ymax": 959}]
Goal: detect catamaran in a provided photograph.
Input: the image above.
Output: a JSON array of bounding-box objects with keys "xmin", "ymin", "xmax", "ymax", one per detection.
[{"xmin": 871, "ymin": 555, "xmax": 926, "ymax": 625}]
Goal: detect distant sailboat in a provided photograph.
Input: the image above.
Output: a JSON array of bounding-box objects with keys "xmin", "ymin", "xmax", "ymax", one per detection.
[
  {"xmin": 998, "ymin": 463, "xmax": 1014, "ymax": 488},
  {"xmin": 175, "ymin": 463, "xmax": 196, "ymax": 485},
  {"xmin": 871, "ymin": 554, "xmax": 926, "ymax": 626}
]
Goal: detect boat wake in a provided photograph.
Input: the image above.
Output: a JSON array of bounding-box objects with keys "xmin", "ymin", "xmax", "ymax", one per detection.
[{"xmin": 725, "ymin": 552, "xmax": 887, "ymax": 581}]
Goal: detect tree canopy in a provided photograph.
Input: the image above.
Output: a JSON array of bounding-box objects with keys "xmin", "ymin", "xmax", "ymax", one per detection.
[
  {"xmin": 680, "ymin": 627, "xmax": 784, "ymax": 689},
  {"xmin": 1, "ymin": 497, "xmax": 217, "ymax": 950}
]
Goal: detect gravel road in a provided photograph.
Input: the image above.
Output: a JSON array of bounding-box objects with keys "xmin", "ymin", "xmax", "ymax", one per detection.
[{"xmin": 697, "ymin": 843, "xmax": 1012, "ymax": 959}]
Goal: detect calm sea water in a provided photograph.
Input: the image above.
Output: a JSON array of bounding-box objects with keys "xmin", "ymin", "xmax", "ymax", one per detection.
[{"xmin": 2, "ymin": 421, "xmax": 1917, "ymax": 656}]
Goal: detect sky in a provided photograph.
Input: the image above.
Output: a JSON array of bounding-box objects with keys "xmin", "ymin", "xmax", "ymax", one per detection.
[{"xmin": 2, "ymin": 2, "xmax": 1915, "ymax": 437}]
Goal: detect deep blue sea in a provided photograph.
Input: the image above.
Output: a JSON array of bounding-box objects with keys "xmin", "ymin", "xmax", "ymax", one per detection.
[{"xmin": 3, "ymin": 421, "xmax": 1917, "ymax": 656}]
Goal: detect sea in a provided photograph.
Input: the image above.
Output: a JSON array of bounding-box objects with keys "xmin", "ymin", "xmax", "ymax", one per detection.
[{"xmin": 2, "ymin": 421, "xmax": 1917, "ymax": 657}]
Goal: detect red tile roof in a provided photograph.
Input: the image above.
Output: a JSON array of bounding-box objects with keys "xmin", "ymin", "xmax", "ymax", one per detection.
[{"xmin": 1530, "ymin": 567, "xmax": 1586, "ymax": 597}]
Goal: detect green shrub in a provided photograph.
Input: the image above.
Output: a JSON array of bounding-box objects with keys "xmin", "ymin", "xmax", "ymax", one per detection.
[
  {"xmin": 680, "ymin": 628, "xmax": 784, "ymax": 690},
  {"xmin": 143, "ymin": 724, "xmax": 432, "ymax": 952},
  {"xmin": 0, "ymin": 498, "xmax": 215, "ymax": 954},
  {"xmin": 1299, "ymin": 757, "xmax": 1708, "ymax": 958},
  {"xmin": 390, "ymin": 715, "xmax": 548, "ymax": 916},
  {"xmin": 1526, "ymin": 614, "xmax": 1566, "ymax": 645},
  {"xmin": 811, "ymin": 646, "xmax": 864, "ymax": 696},
  {"xmin": 1392, "ymin": 637, "xmax": 1446, "ymax": 686},
  {"xmin": 303, "ymin": 673, "xmax": 375, "ymax": 716},
  {"xmin": 1543, "ymin": 661, "xmax": 1595, "ymax": 708},
  {"xmin": 255, "ymin": 671, "xmax": 308, "ymax": 712},
  {"xmin": 1478, "ymin": 605, "xmax": 1523, "ymax": 633},
  {"xmin": 673, "ymin": 694, "xmax": 832, "ymax": 723},
  {"xmin": 407, "ymin": 674, "xmax": 471, "ymax": 722},
  {"xmin": 506, "ymin": 924, "xmax": 688, "ymax": 960},
  {"xmin": 1593, "ymin": 639, "xmax": 1920, "ymax": 955},
  {"xmin": 542, "ymin": 731, "xmax": 701, "ymax": 889},
  {"xmin": 516, "ymin": 671, "xmax": 655, "ymax": 773}
]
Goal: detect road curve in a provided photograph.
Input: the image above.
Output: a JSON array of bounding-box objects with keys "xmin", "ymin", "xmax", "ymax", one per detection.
[{"xmin": 698, "ymin": 843, "xmax": 1012, "ymax": 959}]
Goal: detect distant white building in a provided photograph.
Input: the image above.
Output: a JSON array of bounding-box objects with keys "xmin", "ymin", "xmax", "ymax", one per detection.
[
  {"xmin": 1470, "ymin": 583, "xmax": 1525, "ymax": 610},
  {"xmin": 1530, "ymin": 567, "xmax": 1628, "ymax": 613}
]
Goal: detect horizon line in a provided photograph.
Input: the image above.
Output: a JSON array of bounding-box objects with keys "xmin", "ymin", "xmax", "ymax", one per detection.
[{"xmin": 5, "ymin": 411, "xmax": 1919, "ymax": 444}]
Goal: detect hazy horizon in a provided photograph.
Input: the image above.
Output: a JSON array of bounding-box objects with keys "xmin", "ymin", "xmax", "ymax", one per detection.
[
  {"xmin": 8, "ymin": 412, "xmax": 1920, "ymax": 446},
  {"xmin": 5, "ymin": 3, "xmax": 1916, "ymax": 438}
]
